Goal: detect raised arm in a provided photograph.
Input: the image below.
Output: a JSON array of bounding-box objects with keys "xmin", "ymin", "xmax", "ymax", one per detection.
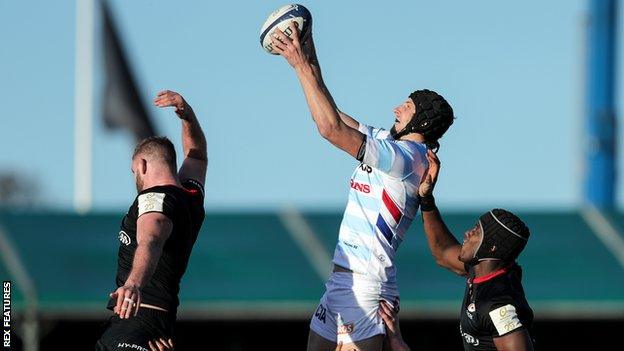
[
  {"xmin": 304, "ymin": 35, "xmax": 360, "ymax": 130},
  {"xmin": 272, "ymin": 24, "xmax": 364, "ymax": 158},
  {"xmin": 419, "ymin": 150, "xmax": 467, "ymax": 276},
  {"xmin": 154, "ymin": 90, "xmax": 207, "ymax": 186}
]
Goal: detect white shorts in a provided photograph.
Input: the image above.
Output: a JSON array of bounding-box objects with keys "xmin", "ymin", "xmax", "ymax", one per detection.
[{"xmin": 309, "ymin": 272, "xmax": 399, "ymax": 344}]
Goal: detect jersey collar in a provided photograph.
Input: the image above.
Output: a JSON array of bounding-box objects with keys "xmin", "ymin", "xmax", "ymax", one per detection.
[{"xmin": 471, "ymin": 267, "xmax": 508, "ymax": 284}]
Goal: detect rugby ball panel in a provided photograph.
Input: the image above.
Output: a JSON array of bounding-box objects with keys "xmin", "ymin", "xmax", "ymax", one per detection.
[{"xmin": 260, "ymin": 4, "xmax": 311, "ymax": 55}]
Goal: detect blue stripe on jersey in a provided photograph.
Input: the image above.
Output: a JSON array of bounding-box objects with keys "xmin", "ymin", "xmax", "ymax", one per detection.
[
  {"xmin": 375, "ymin": 141, "xmax": 395, "ymax": 173},
  {"xmin": 391, "ymin": 234, "xmax": 403, "ymax": 251},
  {"xmin": 348, "ymin": 192, "xmax": 381, "ymax": 213},
  {"xmin": 376, "ymin": 215, "xmax": 393, "ymax": 245},
  {"xmin": 341, "ymin": 215, "xmax": 377, "ymax": 237}
]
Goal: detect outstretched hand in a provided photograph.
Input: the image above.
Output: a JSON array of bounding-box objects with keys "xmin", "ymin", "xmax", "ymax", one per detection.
[
  {"xmin": 418, "ymin": 150, "xmax": 441, "ymax": 197},
  {"xmin": 154, "ymin": 90, "xmax": 194, "ymax": 120},
  {"xmin": 271, "ymin": 22, "xmax": 313, "ymax": 69}
]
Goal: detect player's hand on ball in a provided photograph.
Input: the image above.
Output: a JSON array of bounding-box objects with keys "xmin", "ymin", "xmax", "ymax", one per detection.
[
  {"xmin": 109, "ymin": 284, "xmax": 141, "ymax": 319},
  {"xmin": 418, "ymin": 150, "xmax": 441, "ymax": 197},
  {"xmin": 154, "ymin": 90, "xmax": 193, "ymax": 120},
  {"xmin": 271, "ymin": 22, "xmax": 308, "ymax": 68},
  {"xmin": 148, "ymin": 338, "xmax": 174, "ymax": 351}
]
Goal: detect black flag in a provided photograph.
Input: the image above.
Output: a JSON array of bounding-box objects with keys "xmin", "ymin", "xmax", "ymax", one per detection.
[{"xmin": 101, "ymin": 0, "xmax": 156, "ymax": 141}]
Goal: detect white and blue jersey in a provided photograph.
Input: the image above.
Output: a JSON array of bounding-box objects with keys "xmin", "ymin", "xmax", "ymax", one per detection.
[{"xmin": 332, "ymin": 123, "xmax": 429, "ymax": 286}]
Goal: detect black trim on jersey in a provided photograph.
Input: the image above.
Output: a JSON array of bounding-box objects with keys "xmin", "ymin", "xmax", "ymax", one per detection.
[
  {"xmin": 181, "ymin": 178, "xmax": 205, "ymax": 197},
  {"xmin": 356, "ymin": 135, "xmax": 367, "ymax": 162}
]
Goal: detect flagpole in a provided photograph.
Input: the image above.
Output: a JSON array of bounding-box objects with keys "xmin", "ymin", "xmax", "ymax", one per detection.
[{"xmin": 74, "ymin": 0, "xmax": 95, "ymax": 213}]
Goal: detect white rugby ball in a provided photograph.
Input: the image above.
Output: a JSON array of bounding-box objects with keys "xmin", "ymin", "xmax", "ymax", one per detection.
[{"xmin": 260, "ymin": 4, "xmax": 312, "ymax": 55}]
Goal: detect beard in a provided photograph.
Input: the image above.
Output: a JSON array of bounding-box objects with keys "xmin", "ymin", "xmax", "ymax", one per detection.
[{"xmin": 135, "ymin": 174, "xmax": 144, "ymax": 193}]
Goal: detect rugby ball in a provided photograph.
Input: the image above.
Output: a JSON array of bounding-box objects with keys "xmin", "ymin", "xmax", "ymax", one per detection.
[{"xmin": 260, "ymin": 4, "xmax": 312, "ymax": 55}]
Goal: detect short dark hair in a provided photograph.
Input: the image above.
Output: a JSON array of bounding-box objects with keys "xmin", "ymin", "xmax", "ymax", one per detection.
[{"xmin": 132, "ymin": 136, "xmax": 177, "ymax": 171}]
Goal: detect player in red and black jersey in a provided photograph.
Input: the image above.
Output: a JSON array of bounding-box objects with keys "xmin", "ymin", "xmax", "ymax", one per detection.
[
  {"xmin": 96, "ymin": 90, "xmax": 207, "ymax": 351},
  {"xmin": 377, "ymin": 151, "xmax": 535, "ymax": 351}
]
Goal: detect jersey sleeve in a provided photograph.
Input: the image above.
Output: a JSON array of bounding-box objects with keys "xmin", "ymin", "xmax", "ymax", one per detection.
[
  {"xmin": 137, "ymin": 191, "xmax": 177, "ymax": 220},
  {"xmin": 485, "ymin": 300, "xmax": 526, "ymax": 338},
  {"xmin": 357, "ymin": 123, "xmax": 392, "ymax": 140},
  {"xmin": 181, "ymin": 178, "xmax": 205, "ymax": 198},
  {"xmin": 357, "ymin": 123, "xmax": 426, "ymax": 178}
]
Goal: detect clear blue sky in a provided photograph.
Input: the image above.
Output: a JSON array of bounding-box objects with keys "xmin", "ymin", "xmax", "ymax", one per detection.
[{"xmin": 1, "ymin": 0, "xmax": 622, "ymax": 212}]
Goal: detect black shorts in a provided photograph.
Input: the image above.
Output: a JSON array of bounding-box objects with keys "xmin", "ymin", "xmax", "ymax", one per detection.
[{"xmin": 95, "ymin": 308, "xmax": 174, "ymax": 351}]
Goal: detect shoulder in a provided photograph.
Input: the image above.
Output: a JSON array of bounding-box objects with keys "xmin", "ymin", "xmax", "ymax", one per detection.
[
  {"xmin": 476, "ymin": 284, "xmax": 527, "ymax": 336},
  {"xmin": 485, "ymin": 302, "xmax": 526, "ymax": 337},
  {"xmin": 400, "ymin": 140, "xmax": 428, "ymax": 154},
  {"xmin": 136, "ymin": 186, "xmax": 181, "ymax": 218},
  {"xmin": 358, "ymin": 123, "xmax": 392, "ymax": 140}
]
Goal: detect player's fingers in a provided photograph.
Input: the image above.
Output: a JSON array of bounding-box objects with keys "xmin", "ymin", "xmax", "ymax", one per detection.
[
  {"xmin": 428, "ymin": 149, "xmax": 440, "ymax": 165},
  {"xmin": 134, "ymin": 293, "xmax": 141, "ymax": 317},
  {"xmin": 270, "ymin": 39, "xmax": 286, "ymax": 54},
  {"xmin": 122, "ymin": 290, "xmax": 134, "ymax": 319},
  {"xmin": 157, "ymin": 90, "xmax": 170, "ymax": 97},
  {"xmin": 380, "ymin": 302, "xmax": 396, "ymax": 321},
  {"xmin": 148, "ymin": 340, "xmax": 158, "ymax": 351},
  {"xmin": 272, "ymin": 29, "xmax": 292, "ymax": 46},
  {"xmin": 167, "ymin": 338, "xmax": 174, "ymax": 348},
  {"xmin": 115, "ymin": 289, "xmax": 125, "ymax": 315},
  {"xmin": 153, "ymin": 339, "xmax": 165, "ymax": 351},
  {"xmin": 334, "ymin": 341, "xmax": 343, "ymax": 351},
  {"xmin": 154, "ymin": 97, "xmax": 173, "ymax": 107},
  {"xmin": 378, "ymin": 309, "xmax": 395, "ymax": 332},
  {"xmin": 425, "ymin": 150, "xmax": 435, "ymax": 163},
  {"xmin": 289, "ymin": 21, "xmax": 301, "ymax": 45}
]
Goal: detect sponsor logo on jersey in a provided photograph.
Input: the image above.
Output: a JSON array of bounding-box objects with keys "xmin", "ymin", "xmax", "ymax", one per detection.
[
  {"xmin": 489, "ymin": 304, "xmax": 522, "ymax": 335},
  {"xmin": 343, "ymin": 241, "xmax": 359, "ymax": 250},
  {"xmin": 359, "ymin": 164, "xmax": 372, "ymax": 173},
  {"xmin": 350, "ymin": 179, "xmax": 370, "ymax": 194},
  {"xmin": 338, "ymin": 322, "xmax": 354, "ymax": 335},
  {"xmin": 461, "ymin": 330, "xmax": 480, "ymax": 346},
  {"xmin": 466, "ymin": 302, "xmax": 476, "ymax": 320},
  {"xmin": 468, "ymin": 303, "xmax": 476, "ymax": 313},
  {"xmin": 118, "ymin": 231, "xmax": 131, "ymax": 246},
  {"xmin": 314, "ymin": 304, "xmax": 327, "ymax": 324},
  {"xmin": 117, "ymin": 342, "xmax": 148, "ymax": 351}
]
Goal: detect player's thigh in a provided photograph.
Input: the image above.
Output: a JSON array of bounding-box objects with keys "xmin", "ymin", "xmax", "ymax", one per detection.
[
  {"xmin": 307, "ymin": 329, "xmax": 337, "ymax": 351},
  {"xmin": 97, "ymin": 317, "xmax": 152, "ymax": 350},
  {"xmin": 341, "ymin": 334, "xmax": 384, "ymax": 351},
  {"xmin": 307, "ymin": 331, "xmax": 384, "ymax": 351}
]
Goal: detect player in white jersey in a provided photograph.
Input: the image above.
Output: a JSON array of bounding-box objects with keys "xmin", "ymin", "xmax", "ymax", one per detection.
[{"xmin": 270, "ymin": 24, "xmax": 454, "ymax": 350}]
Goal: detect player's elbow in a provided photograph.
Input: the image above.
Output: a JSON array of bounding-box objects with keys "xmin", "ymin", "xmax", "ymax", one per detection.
[
  {"xmin": 317, "ymin": 124, "xmax": 335, "ymax": 140},
  {"xmin": 432, "ymin": 252, "xmax": 455, "ymax": 272},
  {"xmin": 433, "ymin": 255, "xmax": 450, "ymax": 269},
  {"xmin": 317, "ymin": 120, "xmax": 341, "ymax": 140}
]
